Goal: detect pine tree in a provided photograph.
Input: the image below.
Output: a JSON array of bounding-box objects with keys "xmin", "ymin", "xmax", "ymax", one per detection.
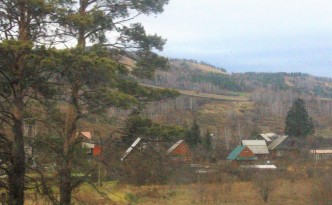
[
  {"xmin": 285, "ymin": 98, "xmax": 315, "ymax": 138},
  {"xmin": 185, "ymin": 120, "xmax": 202, "ymax": 147}
]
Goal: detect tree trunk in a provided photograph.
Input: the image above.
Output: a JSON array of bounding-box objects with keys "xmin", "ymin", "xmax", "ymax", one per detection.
[
  {"xmin": 8, "ymin": 105, "xmax": 25, "ymax": 205},
  {"xmin": 59, "ymin": 163, "xmax": 72, "ymax": 205}
]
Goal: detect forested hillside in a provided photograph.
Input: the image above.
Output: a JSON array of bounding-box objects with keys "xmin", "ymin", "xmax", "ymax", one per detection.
[
  {"xmin": 141, "ymin": 59, "xmax": 332, "ymax": 98},
  {"xmin": 135, "ymin": 59, "xmax": 332, "ymax": 143}
]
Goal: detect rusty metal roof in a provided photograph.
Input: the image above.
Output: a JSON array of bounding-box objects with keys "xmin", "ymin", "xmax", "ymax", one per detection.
[{"xmin": 167, "ymin": 140, "xmax": 184, "ymax": 154}]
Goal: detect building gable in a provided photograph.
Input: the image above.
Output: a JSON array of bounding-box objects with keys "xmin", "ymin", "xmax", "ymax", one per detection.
[{"xmin": 227, "ymin": 145, "xmax": 257, "ymax": 160}]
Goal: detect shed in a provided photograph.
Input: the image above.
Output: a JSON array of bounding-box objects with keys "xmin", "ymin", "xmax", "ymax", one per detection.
[
  {"xmin": 242, "ymin": 140, "xmax": 269, "ymax": 155},
  {"xmin": 167, "ymin": 140, "xmax": 191, "ymax": 162},
  {"xmin": 226, "ymin": 145, "xmax": 257, "ymax": 161}
]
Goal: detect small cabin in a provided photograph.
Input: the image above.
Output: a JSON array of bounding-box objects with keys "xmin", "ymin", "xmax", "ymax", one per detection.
[
  {"xmin": 226, "ymin": 145, "xmax": 257, "ymax": 161},
  {"xmin": 167, "ymin": 140, "xmax": 192, "ymax": 162}
]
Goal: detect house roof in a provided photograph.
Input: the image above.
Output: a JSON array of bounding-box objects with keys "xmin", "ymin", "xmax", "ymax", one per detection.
[
  {"xmin": 242, "ymin": 140, "xmax": 269, "ymax": 154},
  {"xmin": 240, "ymin": 165, "xmax": 277, "ymax": 169},
  {"xmin": 80, "ymin": 132, "xmax": 92, "ymax": 140},
  {"xmin": 259, "ymin": 133, "xmax": 277, "ymax": 142},
  {"xmin": 167, "ymin": 140, "xmax": 185, "ymax": 154},
  {"xmin": 268, "ymin": 135, "xmax": 288, "ymax": 150},
  {"xmin": 120, "ymin": 137, "xmax": 142, "ymax": 161},
  {"xmin": 226, "ymin": 145, "xmax": 257, "ymax": 160},
  {"xmin": 310, "ymin": 150, "xmax": 332, "ymax": 154}
]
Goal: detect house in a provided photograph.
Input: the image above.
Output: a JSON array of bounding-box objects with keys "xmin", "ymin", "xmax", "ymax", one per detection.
[
  {"xmin": 242, "ymin": 140, "xmax": 269, "ymax": 158},
  {"xmin": 310, "ymin": 149, "xmax": 332, "ymax": 160},
  {"xmin": 120, "ymin": 138, "xmax": 160, "ymax": 161},
  {"xmin": 78, "ymin": 131, "xmax": 102, "ymax": 156},
  {"xmin": 167, "ymin": 140, "xmax": 191, "ymax": 162},
  {"xmin": 268, "ymin": 136, "xmax": 300, "ymax": 158},
  {"xmin": 120, "ymin": 138, "xmax": 142, "ymax": 161},
  {"xmin": 77, "ymin": 131, "xmax": 92, "ymax": 141},
  {"xmin": 226, "ymin": 145, "xmax": 257, "ymax": 161}
]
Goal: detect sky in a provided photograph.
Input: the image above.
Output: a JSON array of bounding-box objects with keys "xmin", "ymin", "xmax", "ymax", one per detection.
[{"xmin": 137, "ymin": 0, "xmax": 332, "ymax": 77}]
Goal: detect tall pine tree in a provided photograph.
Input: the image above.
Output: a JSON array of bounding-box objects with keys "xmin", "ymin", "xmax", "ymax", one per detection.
[
  {"xmin": 285, "ymin": 98, "xmax": 315, "ymax": 138},
  {"xmin": 185, "ymin": 120, "xmax": 202, "ymax": 148}
]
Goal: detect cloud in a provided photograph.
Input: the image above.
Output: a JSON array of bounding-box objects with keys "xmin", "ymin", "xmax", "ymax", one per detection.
[{"xmin": 136, "ymin": 0, "xmax": 332, "ymax": 77}]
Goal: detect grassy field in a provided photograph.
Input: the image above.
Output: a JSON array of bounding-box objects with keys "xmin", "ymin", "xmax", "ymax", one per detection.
[{"xmin": 24, "ymin": 178, "xmax": 316, "ymax": 205}]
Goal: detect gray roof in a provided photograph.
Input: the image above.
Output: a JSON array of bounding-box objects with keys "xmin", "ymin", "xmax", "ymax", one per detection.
[
  {"xmin": 167, "ymin": 140, "xmax": 184, "ymax": 154},
  {"xmin": 240, "ymin": 165, "xmax": 277, "ymax": 169},
  {"xmin": 259, "ymin": 133, "xmax": 278, "ymax": 142},
  {"xmin": 120, "ymin": 138, "xmax": 142, "ymax": 161},
  {"xmin": 242, "ymin": 140, "xmax": 269, "ymax": 154},
  {"xmin": 268, "ymin": 135, "xmax": 288, "ymax": 150}
]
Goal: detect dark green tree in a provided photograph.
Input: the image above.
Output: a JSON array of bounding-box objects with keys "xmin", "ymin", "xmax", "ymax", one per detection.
[
  {"xmin": 122, "ymin": 112, "xmax": 185, "ymax": 145},
  {"xmin": 1, "ymin": 0, "xmax": 172, "ymax": 204},
  {"xmin": 185, "ymin": 120, "xmax": 202, "ymax": 148},
  {"xmin": 285, "ymin": 98, "xmax": 315, "ymax": 138},
  {"xmin": 0, "ymin": 1, "xmax": 59, "ymax": 203},
  {"xmin": 39, "ymin": 0, "xmax": 173, "ymax": 203},
  {"xmin": 203, "ymin": 130, "xmax": 212, "ymax": 152}
]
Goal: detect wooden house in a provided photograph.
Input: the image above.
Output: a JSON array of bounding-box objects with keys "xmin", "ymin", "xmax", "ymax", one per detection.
[
  {"xmin": 120, "ymin": 138, "xmax": 160, "ymax": 161},
  {"xmin": 268, "ymin": 136, "xmax": 300, "ymax": 158},
  {"xmin": 78, "ymin": 131, "xmax": 102, "ymax": 156},
  {"xmin": 242, "ymin": 140, "xmax": 269, "ymax": 159},
  {"xmin": 226, "ymin": 145, "xmax": 257, "ymax": 161},
  {"xmin": 166, "ymin": 140, "xmax": 192, "ymax": 162}
]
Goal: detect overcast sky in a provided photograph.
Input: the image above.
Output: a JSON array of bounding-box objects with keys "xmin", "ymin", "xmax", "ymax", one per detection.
[{"xmin": 137, "ymin": 0, "xmax": 332, "ymax": 77}]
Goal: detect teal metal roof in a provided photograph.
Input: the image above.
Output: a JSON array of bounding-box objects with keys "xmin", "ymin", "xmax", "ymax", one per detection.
[
  {"xmin": 227, "ymin": 145, "xmax": 246, "ymax": 160},
  {"xmin": 226, "ymin": 145, "xmax": 257, "ymax": 160}
]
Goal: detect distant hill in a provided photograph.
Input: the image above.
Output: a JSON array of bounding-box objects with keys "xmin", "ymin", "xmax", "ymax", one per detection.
[
  {"xmin": 140, "ymin": 59, "xmax": 332, "ymax": 99},
  {"xmin": 135, "ymin": 58, "xmax": 332, "ymax": 138}
]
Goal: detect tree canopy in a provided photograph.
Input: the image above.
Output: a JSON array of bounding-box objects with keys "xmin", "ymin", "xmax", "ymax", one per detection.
[{"xmin": 285, "ymin": 98, "xmax": 315, "ymax": 138}]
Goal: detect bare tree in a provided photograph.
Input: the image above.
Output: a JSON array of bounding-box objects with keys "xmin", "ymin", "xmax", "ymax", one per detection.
[{"xmin": 254, "ymin": 171, "xmax": 276, "ymax": 203}]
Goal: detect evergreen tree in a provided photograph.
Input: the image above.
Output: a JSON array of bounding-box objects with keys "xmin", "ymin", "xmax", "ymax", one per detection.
[
  {"xmin": 0, "ymin": 1, "xmax": 59, "ymax": 203},
  {"xmin": 203, "ymin": 130, "xmax": 212, "ymax": 152},
  {"xmin": 185, "ymin": 120, "xmax": 202, "ymax": 147},
  {"xmin": 285, "ymin": 98, "xmax": 315, "ymax": 138}
]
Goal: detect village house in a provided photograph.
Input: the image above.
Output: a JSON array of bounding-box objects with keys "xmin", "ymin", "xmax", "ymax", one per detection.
[
  {"xmin": 268, "ymin": 136, "xmax": 300, "ymax": 158},
  {"xmin": 166, "ymin": 140, "xmax": 192, "ymax": 162},
  {"xmin": 78, "ymin": 131, "xmax": 102, "ymax": 156},
  {"xmin": 242, "ymin": 140, "xmax": 269, "ymax": 159},
  {"xmin": 226, "ymin": 145, "xmax": 257, "ymax": 168},
  {"xmin": 120, "ymin": 138, "xmax": 161, "ymax": 161}
]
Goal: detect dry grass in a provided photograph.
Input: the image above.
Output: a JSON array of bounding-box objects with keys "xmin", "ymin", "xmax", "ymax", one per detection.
[
  {"xmin": 22, "ymin": 177, "xmax": 320, "ymax": 205},
  {"xmin": 133, "ymin": 179, "xmax": 314, "ymax": 205}
]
